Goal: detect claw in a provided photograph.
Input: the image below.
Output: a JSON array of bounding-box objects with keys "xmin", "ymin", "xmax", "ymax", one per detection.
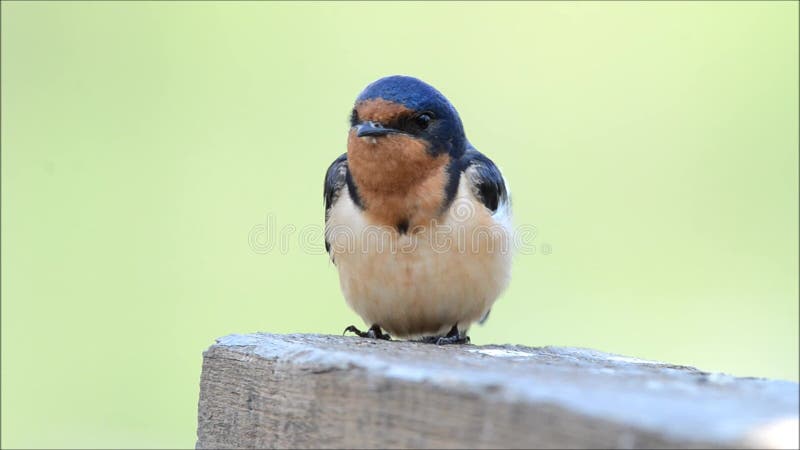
[
  {"xmin": 344, "ymin": 324, "xmax": 391, "ymax": 340},
  {"xmin": 343, "ymin": 325, "xmax": 364, "ymax": 337},
  {"xmin": 435, "ymin": 334, "xmax": 470, "ymax": 345},
  {"xmin": 418, "ymin": 324, "xmax": 470, "ymax": 345}
]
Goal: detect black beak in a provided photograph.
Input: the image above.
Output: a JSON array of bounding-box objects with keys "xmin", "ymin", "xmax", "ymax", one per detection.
[{"xmin": 356, "ymin": 121, "xmax": 392, "ymax": 138}]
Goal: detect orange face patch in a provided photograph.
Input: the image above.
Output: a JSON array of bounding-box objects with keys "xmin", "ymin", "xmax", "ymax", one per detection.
[
  {"xmin": 347, "ymin": 128, "xmax": 450, "ymax": 229},
  {"xmin": 354, "ymin": 98, "xmax": 414, "ymax": 125}
]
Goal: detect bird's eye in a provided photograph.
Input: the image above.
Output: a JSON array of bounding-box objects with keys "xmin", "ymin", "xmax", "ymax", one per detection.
[
  {"xmin": 414, "ymin": 113, "xmax": 433, "ymax": 130},
  {"xmin": 350, "ymin": 108, "xmax": 359, "ymax": 127}
]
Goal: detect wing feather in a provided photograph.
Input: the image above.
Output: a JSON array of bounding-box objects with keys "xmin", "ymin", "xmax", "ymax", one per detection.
[
  {"xmin": 457, "ymin": 147, "xmax": 510, "ymax": 214},
  {"xmin": 323, "ymin": 153, "xmax": 349, "ymax": 256}
]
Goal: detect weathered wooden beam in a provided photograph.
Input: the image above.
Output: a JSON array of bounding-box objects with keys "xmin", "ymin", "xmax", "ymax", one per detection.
[{"xmin": 196, "ymin": 333, "xmax": 798, "ymax": 449}]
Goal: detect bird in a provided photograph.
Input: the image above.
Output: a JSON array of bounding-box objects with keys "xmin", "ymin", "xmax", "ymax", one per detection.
[{"xmin": 323, "ymin": 75, "xmax": 512, "ymax": 345}]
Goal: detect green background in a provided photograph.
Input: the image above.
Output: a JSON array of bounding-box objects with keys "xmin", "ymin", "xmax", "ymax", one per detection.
[{"xmin": 2, "ymin": 1, "xmax": 797, "ymax": 448}]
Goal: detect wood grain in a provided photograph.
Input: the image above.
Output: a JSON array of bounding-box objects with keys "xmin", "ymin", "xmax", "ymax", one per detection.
[{"xmin": 196, "ymin": 333, "xmax": 798, "ymax": 449}]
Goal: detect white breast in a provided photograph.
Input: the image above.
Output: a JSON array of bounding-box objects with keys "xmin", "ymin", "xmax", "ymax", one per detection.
[{"xmin": 325, "ymin": 174, "xmax": 513, "ymax": 338}]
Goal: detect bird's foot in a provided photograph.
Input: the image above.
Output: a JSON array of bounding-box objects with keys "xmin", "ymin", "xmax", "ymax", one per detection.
[
  {"xmin": 418, "ymin": 325, "xmax": 470, "ymax": 345},
  {"xmin": 434, "ymin": 334, "xmax": 470, "ymax": 345},
  {"xmin": 343, "ymin": 324, "xmax": 391, "ymax": 340}
]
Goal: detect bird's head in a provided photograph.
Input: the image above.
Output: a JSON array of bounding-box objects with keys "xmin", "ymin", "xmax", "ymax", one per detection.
[{"xmin": 347, "ymin": 76, "xmax": 466, "ymax": 193}]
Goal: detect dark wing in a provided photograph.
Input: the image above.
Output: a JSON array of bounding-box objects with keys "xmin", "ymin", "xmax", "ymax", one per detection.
[
  {"xmin": 453, "ymin": 146, "xmax": 510, "ymax": 214},
  {"xmin": 324, "ymin": 153, "xmax": 349, "ymax": 256},
  {"xmin": 324, "ymin": 153, "xmax": 348, "ymax": 220}
]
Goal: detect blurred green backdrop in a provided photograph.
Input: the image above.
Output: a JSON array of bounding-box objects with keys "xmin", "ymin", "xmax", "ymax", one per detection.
[{"xmin": 1, "ymin": 1, "xmax": 797, "ymax": 448}]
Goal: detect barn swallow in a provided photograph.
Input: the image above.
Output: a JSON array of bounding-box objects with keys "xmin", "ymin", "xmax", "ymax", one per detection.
[{"xmin": 324, "ymin": 75, "xmax": 512, "ymax": 345}]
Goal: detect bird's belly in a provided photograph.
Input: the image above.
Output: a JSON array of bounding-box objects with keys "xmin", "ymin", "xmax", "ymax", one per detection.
[{"xmin": 326, "ymin": 183, "xmax": 513, "ymax": 338}]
